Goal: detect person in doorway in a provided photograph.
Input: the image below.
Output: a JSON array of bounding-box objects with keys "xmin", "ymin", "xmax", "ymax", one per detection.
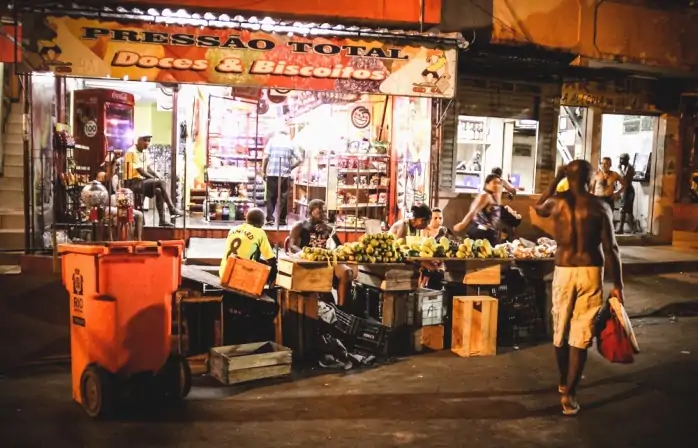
[
  {"xmin": 262, "ymin": 128, "xmax": 302, "ymax": 227},
  {"xmin": 288, "ymin": 200, "xmax": 354, "ymax": 307},
  {"xmin": 123, "ymin": 133, "xmax": 183, "ymax": 227},
  {"xmin": 533, "ymin": 161, "xmax": 624, "ymax": 416},
  {"xmin": 453, "ymin": 174, "xmax": 503, "ymax": 246},
  {"xmin": 590, "ymin": 157, "xmax": 624, "ymax": 210},
  {"xmin": 219, "ymin": 208, "xmax": 277, "ymax": 279},
  {"xmin": 421, "ymin": 207, "xmax": 451, "ymax": 239},
  {"xmin": 96, "ymin": 152, "xmax": 144, "ymax": 240},
  {"xmin": 389, "ymin": 203, "xmax": 432, "ymax": 239},
  {"xmin": 617, "ymin": 153, "xmax": 636, "ymax": 234}
]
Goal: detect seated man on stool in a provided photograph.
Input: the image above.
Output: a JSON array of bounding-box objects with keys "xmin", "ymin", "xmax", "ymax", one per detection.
[
  {"xmin": 288, "ymin": 199, "xmax": 354, "ymax": 308},
  {"xmin": 217, "ymin": 208, "xmax": 278, "ymax": 345},
  {"xmin": 219, "ymin": 208, "xmax": 277, "ymax": 280},
  {"xmin": 124, "ymin": 133, "xmax": 183, "ymax": 227}
]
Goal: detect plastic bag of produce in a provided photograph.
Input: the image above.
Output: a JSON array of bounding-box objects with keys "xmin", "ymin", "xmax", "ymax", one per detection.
[{"xmin": 595, "ymin": 297, "xmax": 637, "ymax": 364}]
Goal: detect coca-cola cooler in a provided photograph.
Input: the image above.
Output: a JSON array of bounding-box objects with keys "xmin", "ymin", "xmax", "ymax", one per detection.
[{"xmin": 73, "ymin": 88, "xmax": 135, "ymax": 178}]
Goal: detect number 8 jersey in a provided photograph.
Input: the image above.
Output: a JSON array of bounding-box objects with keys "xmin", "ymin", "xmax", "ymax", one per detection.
[{"xmin": 219, "ymin": 223, "xmax": 276, "ymax": 277}]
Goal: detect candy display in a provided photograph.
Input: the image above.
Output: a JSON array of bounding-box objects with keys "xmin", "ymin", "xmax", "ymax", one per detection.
[{"xmin": 80, "ymin": 181, "xmax": 109, "ymax": 208}]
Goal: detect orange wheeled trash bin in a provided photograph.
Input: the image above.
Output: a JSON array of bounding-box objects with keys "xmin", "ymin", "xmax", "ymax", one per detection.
[{"xmin": 59, "ymin": 240, "xmax": 190, "ymax": 418}]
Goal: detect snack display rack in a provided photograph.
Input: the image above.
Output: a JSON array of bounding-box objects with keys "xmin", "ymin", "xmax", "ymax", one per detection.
[{"xmin": 204, "ymin": 95, "xmax": 265, "ymax": 221}]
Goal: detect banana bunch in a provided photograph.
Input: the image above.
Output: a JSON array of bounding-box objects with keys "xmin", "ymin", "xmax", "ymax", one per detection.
[
  {"xmin": 335, "ymin": 232, "xmax": 404, "ymax": 263},
  {"xmin": 492, "ymin": 243, "xmax": 512, "ymax": 259},
  {"xmin": 299, "ymin": 246, "xmax": 337, "ymax": 262},
  {"xmin": 395, "ymin": 236, "xmax": 446, "ymax": 258}
]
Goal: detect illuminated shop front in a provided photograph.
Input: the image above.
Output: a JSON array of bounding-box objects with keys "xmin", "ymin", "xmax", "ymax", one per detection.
[{"xmin": 17, "ymin": 7, "xmax": 462, "ymax": 250}]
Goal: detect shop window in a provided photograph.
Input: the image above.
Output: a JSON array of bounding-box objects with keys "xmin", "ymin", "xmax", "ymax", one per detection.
[
  {"xmin": 600, "ymin": 114, "xmax": 659, "ymax": 235},
  {"xmin": 454, "ymin": 115, "xmax": 538, "ymax": 194}
]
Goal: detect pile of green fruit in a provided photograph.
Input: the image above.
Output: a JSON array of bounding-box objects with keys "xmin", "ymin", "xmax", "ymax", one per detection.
[
  {"xmin": 396, "ymin": 236, "xmax": 449, "ymax": 258},
  {"xmin": 395, "ymin": 237, "xmax": 510, "ymax": 259},
  {"xmin": 298, "ymin": 247, "xmax": 337, "ymax": 262},
  {"xmin": 334, "ymin": 232, "xmax": 405, "ymax": 263}
]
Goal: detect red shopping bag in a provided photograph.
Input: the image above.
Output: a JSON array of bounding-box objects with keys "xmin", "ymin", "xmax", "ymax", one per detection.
[{"xmin": 596, "ymin": 304, "xmax": 635, "ymax": 364}]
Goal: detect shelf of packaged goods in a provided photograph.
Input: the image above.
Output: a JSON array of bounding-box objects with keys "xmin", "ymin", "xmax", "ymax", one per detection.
[
  {"xmin": 295, "ymin": 182, "xmax": 328, "ymax": 188},
  {"xmin": 209, "ymin": 154, "xmax": 263, "ymax": 160},
  {"xmin": 208, "ymin": 178, "xmax": 249, "ymax": 184},
  {"xmin": 338, "ymin": 203, "xmax": 386, "ymax": 209},
  {"xmin": 338, "ymin": 169, "xmax": 387, "ymax": 174},
  {"xmin": 208, "ymin": 198, "xmax": 254, "ymax": 204},
  {"xmin": 341, "ymin": 154, "xmax": 389, "ymax": 158},
  {"xmin": 336, "ymin": 185, "xmax": 389, "ymax": 190}
]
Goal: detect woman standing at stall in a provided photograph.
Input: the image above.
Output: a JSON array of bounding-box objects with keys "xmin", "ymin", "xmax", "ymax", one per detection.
[
  {"xmin": 421, "ymin": 207, "xmax": 451, "ymax": 239},
  {"xmin": 389, "ymin": 203, "xmax": 432, "ymax": 239},
  {"xmin": 453, "ymin": 174, "xmax": 503, "ymax": 245}
]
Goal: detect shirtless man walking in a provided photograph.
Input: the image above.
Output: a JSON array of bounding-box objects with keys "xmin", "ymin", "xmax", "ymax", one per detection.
[
  {"xmin": 590, "ymin": 157, "xmax": 624, "ymax": 210},
  {"xmin": 534, "ymin": 160, "xmax": 624, "ymax": 416}
]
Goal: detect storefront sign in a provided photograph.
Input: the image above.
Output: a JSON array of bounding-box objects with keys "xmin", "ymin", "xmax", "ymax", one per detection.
[
  {"xmin": 20, "ymin": 16, "xmax": 456, "ymax": 99},
  {"xmin": 561, "ymin": 82, "xmax": 656, "ymax": 112}
]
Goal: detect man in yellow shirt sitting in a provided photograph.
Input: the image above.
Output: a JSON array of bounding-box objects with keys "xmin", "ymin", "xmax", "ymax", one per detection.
[
  {"xmin": 123, "ymin": 133, "xmax": 182, "ymax": 227},
  {"xmin": 219, "ymin": 208, "xmax": 277, "ymax": 279}
]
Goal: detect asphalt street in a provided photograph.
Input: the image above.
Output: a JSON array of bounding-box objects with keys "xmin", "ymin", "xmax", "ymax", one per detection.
[{"xmin": 0, "ymin": 273, "xmax": 697, "ymax": 447}]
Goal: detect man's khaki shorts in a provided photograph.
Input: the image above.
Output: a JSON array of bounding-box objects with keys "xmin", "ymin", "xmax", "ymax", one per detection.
[{"xmin": 551, "ymin": 266, "xmax": 603, "ymax": 349}]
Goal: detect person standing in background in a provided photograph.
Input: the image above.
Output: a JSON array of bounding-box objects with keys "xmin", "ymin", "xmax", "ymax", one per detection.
[
  {"xmin": 261, "ymin": 128, "xmax": 302, "ymax": 227},
  {"xmin": 590, "ymin": 157, "xmax": 624, "ymax": 211},
  {"xmin": 617, "ymin": 153, "xmax": 636, "ymax": 234},
  {"xmin": 421, "ymin": 207, "xmax": 451, "ymax": 240},
  {"xmin": 389, "ymin": 203, "xmax": 432, "ymax": 239},
  {"xmin": 491, "ymin": 167, "xmax": 518, "ymax": 201}
]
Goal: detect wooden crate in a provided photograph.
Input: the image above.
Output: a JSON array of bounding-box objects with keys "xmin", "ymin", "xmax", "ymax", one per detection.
[
  {"xmin": 413, "ymin": 325, "xmax": 445, "ymax": 352},
  {"xmin": 451, "ymin": 296, "xmax": 498, "ymax": 357},
  {"xmin": 221, "ymin": 256, "xmax": 271, "ymax": 296},
  {"xmin": 276, "ymin": 289, "xmax": 321, "ymax": 360},
  {"xmin": 357, "ymin": 263, "xmax": 419, "ymax": 291},
  {"xmin": 209, "ymin": 341, "xmax": 292, "ymax": 386},
  {"xmin": 276, "ymin": 258, "xmax": 334, "ymax": 292},
  {"xmin": 463, "ymin": 260, "xmax": 502, "ymax": 285}
]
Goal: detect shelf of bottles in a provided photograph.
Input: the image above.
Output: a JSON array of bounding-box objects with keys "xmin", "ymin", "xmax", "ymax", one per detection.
[{"xmin": 205, "ymin": 95, "xmax": 265, "ymax": 221}]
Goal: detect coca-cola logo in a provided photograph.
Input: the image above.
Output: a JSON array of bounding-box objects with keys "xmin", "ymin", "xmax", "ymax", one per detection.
[{"xmin": 111, "ymin": 92, "xmax": 129, "ymax": 102}]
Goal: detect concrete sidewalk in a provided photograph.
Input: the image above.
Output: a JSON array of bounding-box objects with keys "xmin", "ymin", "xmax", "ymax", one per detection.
[{"xmin": 620, "ymin": 245, "xmax": 698, "ymax": 275}]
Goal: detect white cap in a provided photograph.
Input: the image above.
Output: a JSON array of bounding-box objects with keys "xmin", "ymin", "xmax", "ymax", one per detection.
[{"xmin": 136, "ymin": 132, "xmax": 152, "ymax": 140}]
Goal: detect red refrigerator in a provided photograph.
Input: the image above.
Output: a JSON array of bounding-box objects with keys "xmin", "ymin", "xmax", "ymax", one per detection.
[{"xmin": 73, "ymin": 88, "xmax": 135, "ymax": 178}]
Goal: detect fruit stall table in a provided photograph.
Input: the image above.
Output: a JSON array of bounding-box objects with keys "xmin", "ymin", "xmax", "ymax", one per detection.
[
  {"xmin": 275, "ymin": 257, "xmax": 336, "ymax": 361},
  {"xmin": 410, "ymin": 257, "xmax": 556, "ymax": 352}
]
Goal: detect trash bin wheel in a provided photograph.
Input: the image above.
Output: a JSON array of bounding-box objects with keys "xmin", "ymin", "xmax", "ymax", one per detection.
[
  {"xmin": 161, "ymin": 354, "xmax": 192, "ymax": 400},
  {"xmin": 80, "ymin": 364, "xmax": 113, "ymax": 418}
]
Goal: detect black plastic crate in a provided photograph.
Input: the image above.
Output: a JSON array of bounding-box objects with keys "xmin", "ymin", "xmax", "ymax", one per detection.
[
  {"xmin": 353, "ymin": 319, "xmax": 390, "ymax": 353},
  {"xmin": 334, "ymin": 307, "xmax": 360, "ymax": 335}
]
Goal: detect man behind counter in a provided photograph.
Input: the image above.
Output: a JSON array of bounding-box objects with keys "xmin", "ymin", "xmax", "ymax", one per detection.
[{"xmin": 288, "ymin": 199, "xmax": 354, "ymax": 307}]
